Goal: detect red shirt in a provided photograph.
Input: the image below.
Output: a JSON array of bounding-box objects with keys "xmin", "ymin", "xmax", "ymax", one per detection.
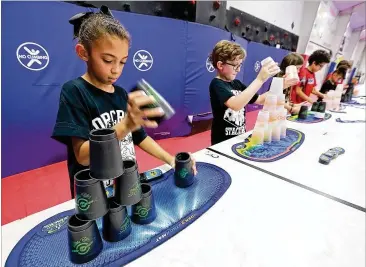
[{"xmin": 290, "ymin": 68, "xmax": 317, "ymax": 104}]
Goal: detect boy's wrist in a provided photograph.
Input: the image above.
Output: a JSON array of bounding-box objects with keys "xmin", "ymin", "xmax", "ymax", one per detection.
[
  {"xmin": 114, "ymin": 119, "xmax": 130, "ymax": 140},
  {"xmin": 255, "ymin": 77, "xmax": 266, "ymax": 84}
]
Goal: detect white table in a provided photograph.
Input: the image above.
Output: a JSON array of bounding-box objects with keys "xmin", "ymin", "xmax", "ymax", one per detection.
[
  {"xmin": 209, "ymin": 105, "xmax": 366, "ymax": 209},
  {"xmin": 2, "ymin": 149, "xmax": 365, "ymax": 267}
]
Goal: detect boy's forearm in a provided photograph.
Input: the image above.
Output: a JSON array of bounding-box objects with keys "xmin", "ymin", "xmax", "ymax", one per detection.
[
  {"xmin": 296, "ymin": 88, "xmax": 312, "ymax": 102},
  {"xmin": 228, "ymin": 78, "xmax": 264, "ymax": 110},
  {"xmin": 138, "ymin": 136, "xmax": 174, "ymax": 165},
  {"xmin": 312, "ymin": 89, "xmax": 324, "ymax": 98}
]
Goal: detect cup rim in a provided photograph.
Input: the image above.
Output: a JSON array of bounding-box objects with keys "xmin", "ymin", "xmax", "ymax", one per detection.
[
  {"xmin": 109, "ymin": 199, "xmax": 125, "ymax": 213},
  {"xmin": 74, "ymin": 169, "xmax": 98, "ymax": 186},
  {"xmin": 140, "ymin": 183, "xmax": 152, "ymax": 198},
  {"xmin": 90, "ymin": 128, "xmax": 116, "ymax": 141},
  {"xmin": 175, "ymin": 152, "xmax": 191, "ymax": 163},
  {"xmin": 68, "ymin": 214, "xmax": 93, "ymax": 232},
  {"xmin": 123, "ymin": 159, "xmax": 137, "ymax": 173}
]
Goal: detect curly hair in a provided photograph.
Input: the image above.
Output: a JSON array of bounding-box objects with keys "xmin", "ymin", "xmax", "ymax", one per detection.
[
  {"xmin": 209, "ymin": 40, "xmax": 246, "ymax": 69},
  {"xmin": 308, "ymin": 50, "xmax": 331, "ymax": 65},
  {"xmin": 78, "ymin": 13, "xmax": 131, "ymax": 51}
]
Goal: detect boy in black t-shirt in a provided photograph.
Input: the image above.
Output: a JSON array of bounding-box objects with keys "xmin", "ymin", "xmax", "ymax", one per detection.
[
  {"xmin": 52, "ymin": 14, "xmax": 196, "ymax": 198},
  {"xmin": 320, "ymin": 67, "xmax": 347, "ymax": 94},
  {"xmin": 208, "ymin": 40, "xmax": 280, "ymax": 145}
]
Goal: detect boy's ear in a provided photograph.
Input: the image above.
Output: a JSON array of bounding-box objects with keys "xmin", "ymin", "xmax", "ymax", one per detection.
[
  {"xmin": 217, "ymin": 61, "xmax": 224, "ymax": 70},
  {"xmin": 75, "ymin": 43, "xmax": 89, "ymax": 61}
]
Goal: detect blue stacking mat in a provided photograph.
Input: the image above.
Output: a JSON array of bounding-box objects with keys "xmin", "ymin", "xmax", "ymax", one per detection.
[
  {"xmin": 6, "ymin": 162, "xmax": 231, "ymax": 267},
  {"xmin": 287, "ymin": 112, "xmax": 332, "ymax": 124},
  {"xmin": 232, "ymin": 128, "xmax": 305, "ymax": 163}
]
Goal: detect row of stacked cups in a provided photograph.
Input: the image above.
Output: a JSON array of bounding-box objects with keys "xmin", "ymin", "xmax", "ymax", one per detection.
[{"xmin": 67, "ymin": 128, "xmax": 195, "ymax": 264}]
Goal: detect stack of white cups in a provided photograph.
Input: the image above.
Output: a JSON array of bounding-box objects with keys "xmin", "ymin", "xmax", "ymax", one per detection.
[
  {"xmin": 333, "ymin": 84, "xmax": 343, "ymax": 111},
  {"xmin": 325, "ymin": 91, "xmax": 334, "ymax": 110},
  {"xmin": 251, "ymin": 58, "xmax": 288, "ymax": 146}
]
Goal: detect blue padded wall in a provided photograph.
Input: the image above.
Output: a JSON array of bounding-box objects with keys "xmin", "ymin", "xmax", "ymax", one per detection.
[{"xmin": 1, "ymin": 1, "xmax": 290, "ymax": 177}]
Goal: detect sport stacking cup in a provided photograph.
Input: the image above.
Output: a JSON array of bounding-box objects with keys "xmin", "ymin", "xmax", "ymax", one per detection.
[
  {"xmin": 264, "ymin": 126, "xmax": 272, "ymax": 143},
  {"xmin": 256, "ymin": 110, "xmax": 270, "ymax": 127},
  {"xmin": 251, "ymin": 126, "xmax": 265, "ymax": 146},
  {"xmin": 131, "ymin": 183, "xmax": 157, "ymax": 225},
  {"xmin": 269, "ymin": 77, "xmax": 283, "ymax": 95},
  {"xmin": 74, "ymin": 169, "xmax": 108, "ymax": 221},
  {"xmin": 114, "ymin": 160, "xmax": 142, "ymax": 206},
  {"xmin": 264, "ymin": 94, "xmax": 277, "ymax": 111},
  {"xmin": 285, "ymin": 65, "xmax": 299, "ymax": 80},
  {"xmin": 277, "ymin": 94, "xmax": 286, "ymax": 108},
  {"xmin": 315, "ymin": 102, "xmax": 326, "ymax": 119},
  {"xmin": 102, "ymin": 198, "xmax": 132, "ymax": 242},
  {"xmin": 174, "ymin": 152, "xmax": 195, "ymax": 188},
  {"xmin": 67, "ymin": 215, "xmax": 103, "ymax": 264},
  {"xmin": 89, "ymin": 128, "xmax": 124, "ymax": 181},
  {"xmin": 298, "ymin": 106, "xmax": 308, "ymax": 120}
]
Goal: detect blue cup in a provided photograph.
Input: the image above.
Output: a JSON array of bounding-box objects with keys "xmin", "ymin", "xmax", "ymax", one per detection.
[
  {"xmin": 67, "ymin": 215, "xmax": 103, "ymax": 264},
  {"xmin": 102, "ymin": 199, "xmax": 131, "ymax": 242},
  {"xmin": 174, "ymin": 152, "xmax": 195, "ymax": 188},
  {"xmin": 131, "ymin": 183, "xmax": 157, "ymax": 225}
]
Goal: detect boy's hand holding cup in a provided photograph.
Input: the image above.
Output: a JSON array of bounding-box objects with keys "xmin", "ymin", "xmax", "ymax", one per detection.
[
  {"xmin": 284, "ymin": 65, "xmax": 300, "ymax": 88},
  {"xmin": 258, "ymin": 57, "xmax": 280, "ymax": 83}
]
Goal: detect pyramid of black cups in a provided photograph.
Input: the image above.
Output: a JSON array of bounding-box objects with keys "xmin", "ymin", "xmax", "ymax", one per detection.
[{"xmin": 67, "ymin": 128, "xmax": 195, "ymax": 264}]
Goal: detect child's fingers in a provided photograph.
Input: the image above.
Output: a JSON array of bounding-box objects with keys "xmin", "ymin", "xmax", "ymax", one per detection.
[
  {"xmin": 129, "ymin": 94, "xmax": 156, "ymax": 108},
  {"xmin": 142, "ymin": 107, "xmax": 164, "ymax": 118},
  {"xmin": 142, "ymin": 120, "xmax": 159, "ymax": 128}
]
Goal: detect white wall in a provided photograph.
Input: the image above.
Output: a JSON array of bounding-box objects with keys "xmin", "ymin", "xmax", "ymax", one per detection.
[
  {"xmin": 296, "ymin": 1, "xmax": 321, "ymax": 53},
  {"xmin": 342, "ymin": 30, "xmax": 361, "ymax": 60},
  {"xmin": 309, "ymin": 1, "xmax": 339, "ymax": 51},
  {"xmin": 227, "ymin": 1, "xmax": 304, "ymax": 35},
  {"xmin": 351, "ymin": 40, "xmax": 366, "ymax": 66}
]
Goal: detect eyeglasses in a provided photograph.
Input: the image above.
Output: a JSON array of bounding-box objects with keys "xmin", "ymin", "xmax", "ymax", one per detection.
[{"xmin": 225, "ymin": 62, "xmax": 242, "ymax": 71}]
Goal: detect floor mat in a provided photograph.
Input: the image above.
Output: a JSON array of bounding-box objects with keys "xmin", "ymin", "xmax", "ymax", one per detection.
[{"xmin": 5, "ymin": 162, "xmax": 231, "ymax": 267}]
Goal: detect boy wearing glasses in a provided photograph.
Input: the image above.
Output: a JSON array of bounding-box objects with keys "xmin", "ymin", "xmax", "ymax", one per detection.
[{"xmin": 209, "ymin": 40, "xmax": 279, "ymax": 145}]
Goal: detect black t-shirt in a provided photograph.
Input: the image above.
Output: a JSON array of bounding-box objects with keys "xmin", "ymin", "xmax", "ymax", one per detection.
[
  {"xmin": 209, "ymin": 78, "xmax": 258, "ymax": 145},
  {"xmin": 52, "ymin": 77, "xmax": 147, "ymax": 197},
  {"xmin": 320, "ymin": 80, "xmax": 336, "ymax": 94}
]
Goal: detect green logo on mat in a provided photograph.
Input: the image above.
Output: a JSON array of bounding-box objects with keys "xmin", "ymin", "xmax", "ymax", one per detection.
[
  {"xmin": 120, "ymin": 217, "xmax": 131, "ymax": 233},
  {"xmin": 77, "ymin": 193, "xmax": 94, "ymax": 211},
  {"xmin": 42, "ymin": 216, "xmax": 69, "ymax": 234},
  {"xmin": 134, "ymin": 205, "xmax": 151, "ymax": 218},
  {"xmin": 178, "ymin": 168, "xmax": 189, "ymax": 178},
  {"xmin": 128, "ymin": 181, "xmax": 141, "ymax": 198},
  {"xmin": 72, "ymin": 237, "xmax": 93, "ymax": 255}
]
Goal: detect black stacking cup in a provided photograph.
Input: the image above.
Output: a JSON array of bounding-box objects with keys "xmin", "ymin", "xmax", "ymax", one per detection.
[
  {"xmin": 89, "ymin": 128, "xmax": 124, "ymax": 181},
  {"xmin": 115, "ymin": 160, "xmax": 142, "ymax": 206},
  {"xmin": 311, "ymin": 102, "xmax": 319, "ymax": 113},
  {"xmin": 102, "ymin": 199, "xmax": 131, "ymax": 242},
  {"xmin": 131, "ymin": 183, "xmax": 157, "ymax": 225},
  {"xmin": 298, "ymin": 105, "xmax": 308, "ymax": 120},
  {"xmin": 67, "ymin": 215, "xmax": 103, "ymax": 264},
  {"xmin": 318, "ymin": 102, "xmax": 326, "ymax": 113},
  {"xmin": 174, "ymin": 152, "xmax": 195, "ymax": 188},
  {"xmin": 74, "ymin": 169, "xmax": 108, "ymax": 221}
]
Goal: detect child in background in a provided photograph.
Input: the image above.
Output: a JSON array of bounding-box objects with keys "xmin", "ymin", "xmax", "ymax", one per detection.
[
  {"xmin": 274, "ymin": 52, "xmax": 304, "ymax": 114},
  {"xmin": 290, "ymin": 50, "xmax": 331, "ymax": 104},
  {"xmin": 209, "ymin": 40, "xmax": 280, "ymax": 145},
  {"xmin": 52, "ymin": 13, "xmax": 196, "ymax": 198},
  {"xmin": 320, "ymin": 67, "xmax": 347, "ymax": 94},
  {"xmin": 324, "ymin": 60, "xmax": 352, "ymax": 86}
]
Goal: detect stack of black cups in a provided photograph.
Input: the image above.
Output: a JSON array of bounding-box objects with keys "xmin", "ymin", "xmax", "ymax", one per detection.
[{"xmin": 67, "ymin": 129, "xmax": 157, "ymax": 264}]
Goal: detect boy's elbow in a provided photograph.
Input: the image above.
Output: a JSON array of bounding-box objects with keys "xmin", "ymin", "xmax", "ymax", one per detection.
[{"xmin": 225, "ymin": 99, "xmax": 241, "ymax": 111}]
